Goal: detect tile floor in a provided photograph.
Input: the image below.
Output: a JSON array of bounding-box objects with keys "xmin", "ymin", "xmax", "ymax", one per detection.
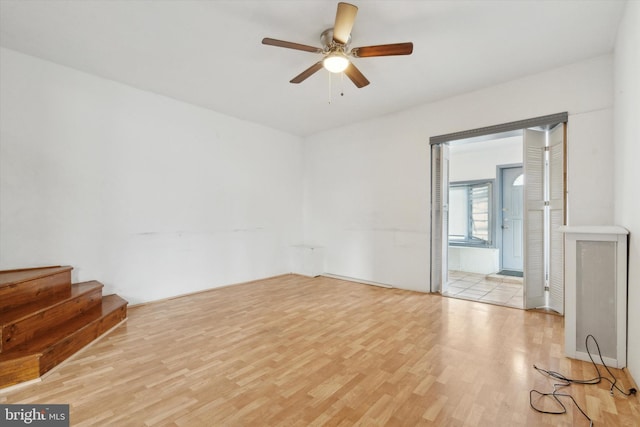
[{"xmin": 443, "ymin": 270, "xmax": 523, "ymax": 309}]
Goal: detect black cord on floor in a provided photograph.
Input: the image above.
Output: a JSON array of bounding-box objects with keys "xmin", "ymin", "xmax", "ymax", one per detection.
[{"xmin": 529, "ymin": 334, "xmax": 637, "ymax": 426}]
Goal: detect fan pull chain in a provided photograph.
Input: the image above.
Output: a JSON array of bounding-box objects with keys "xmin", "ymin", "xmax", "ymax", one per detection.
[
  {"xmin": 327, "ymin": 72, "xmax": 347, "ymax": 104},
  {"xmin": 328, "ymin": 72, "xmax": 347, "ymax": 104}
]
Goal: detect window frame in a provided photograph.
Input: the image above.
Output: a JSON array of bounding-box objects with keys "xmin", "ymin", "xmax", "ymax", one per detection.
[{"xmin": 448, "ymin": 179, "xmax": 495, "ymax": 248}]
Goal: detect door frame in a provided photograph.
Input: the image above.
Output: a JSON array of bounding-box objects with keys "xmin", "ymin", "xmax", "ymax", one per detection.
[{"xmin": 429, "ymin": 113, "xmax": 567, "ymax": 302}]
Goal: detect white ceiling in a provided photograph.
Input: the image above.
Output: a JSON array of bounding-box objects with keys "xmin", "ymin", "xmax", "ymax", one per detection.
[{"xmin": 0, "ymin": 0, "xmax": 626, "ymax": 136}]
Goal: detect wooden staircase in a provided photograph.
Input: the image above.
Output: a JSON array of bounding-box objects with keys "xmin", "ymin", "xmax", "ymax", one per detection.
[{"xmin": 0, "ymin": 266, "xmax": 127, "ymax": 389}]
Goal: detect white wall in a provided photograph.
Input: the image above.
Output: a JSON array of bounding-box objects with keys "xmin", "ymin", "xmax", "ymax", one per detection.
[
  {"xmin": 614, "ymin": 0, "xmax": 640, "ymax": 385},
  {"xmin": 303, "ymin": 55, "xmax": 614, "ymax": 292},
  {"xmin": 0, "ymin": 48, "xmax": 303, "ymax": 304},
  {"xmin": 449, "ymin": 136, "xmax": 522, "ymax": 182},
  {"xmin": 448, "ymin": 247, "xmax": 499, "ymax": 275}
]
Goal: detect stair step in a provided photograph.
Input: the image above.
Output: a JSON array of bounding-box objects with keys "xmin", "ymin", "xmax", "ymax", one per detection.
[
  {"xmin": 0, "ymin": 353, "xmax": 40, "ymax": 390},
  {"xmin": 1, "ymin": 281, "xmax": 104, "ymax": 353},
  {"xmin": 0, "ymin": 266, "xmax": 72, "ymax": 313},
  {"xmin": 39, "ymin": 294, "xmax": 128, "ymax": 375},
  {"xmin": 0, "ymin": 295, "xmax": 127, "ymax": 389}
]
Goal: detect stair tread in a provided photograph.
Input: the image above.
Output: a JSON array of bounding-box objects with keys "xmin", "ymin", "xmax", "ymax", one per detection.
[
  {"xmin": 0, "ymin": 281, "xmax": 104, "ymax": 325},
  {"xmin": 0, "ymin": 294, "xmax": 127, "ymax": 362},
  {"xmin": 0, "ymin": 266, "xmax": 72, "ymax": 288}
]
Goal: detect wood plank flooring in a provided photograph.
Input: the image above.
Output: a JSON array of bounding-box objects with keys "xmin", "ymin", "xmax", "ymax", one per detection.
[{"xmin": 1, "ymin": 275, "xmax": 638, "ymax": 426}]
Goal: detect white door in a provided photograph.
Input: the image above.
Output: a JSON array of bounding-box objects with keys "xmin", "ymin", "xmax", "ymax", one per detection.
[
  {"xmin": 524, "ymin": 129, "xmax": 546, "ymax": 309},
  {"xmin": 501, "ymin": 166, "xmax": 524, "ymax": 272},
  {"xmin": 548, "ymin": 123, "xmax": 565, "ymax": 314},
  {"xmin": 430, "ymin": 143, "xmax": 449, "ymax": 293},
  {"xmin": 523, "ymin": 125, "xmax": 566, "ymax": 311}
]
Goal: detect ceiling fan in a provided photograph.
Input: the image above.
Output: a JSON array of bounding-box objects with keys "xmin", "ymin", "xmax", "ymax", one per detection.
[{"xmin": 262, "ymin": 2, "xmax": 413, "ymax": 88}]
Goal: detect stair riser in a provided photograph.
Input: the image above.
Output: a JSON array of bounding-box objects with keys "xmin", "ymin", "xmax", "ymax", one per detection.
[
  {"xmin": 0, "ymin": 355, "xmax": 41, "ymax": 389},
  {"xmin": 1, "ymin": 288, "xmax": 103, "ymax": 353},
  {"xmin": 0, "ymin": 271, "xmax": 71, "ymax": 313},
  {"xmin": 39, "ymin": 304, "xmax": 127, "ymax": 375}
]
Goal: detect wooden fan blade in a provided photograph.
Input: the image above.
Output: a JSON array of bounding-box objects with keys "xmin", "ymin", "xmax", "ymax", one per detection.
[
  {"xmin": 262, "ymin": 38, "xmax": 323, "ymax": 53},
  {"xmin": 290, "ymin": 62, "xmax": 324, "ymax": 84},
  {"xmin": 344, "ymin": 62, "xmax": 370, "ymax": 88},
  {"xmin": 352, "ymin": 42, "xmax": 414, "ymax": 57},
  {"xmin": 333, "ymin": 2, "xmax": 358, "ymax": 45}
]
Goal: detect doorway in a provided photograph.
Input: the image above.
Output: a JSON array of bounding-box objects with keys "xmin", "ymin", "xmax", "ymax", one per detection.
[
  {"xmin": 442, "ymin": 137, "xmax": 524, "ymax": 309},
  {"xmin": 430, "ymin": 113, "xmax": 567, "ymax": 313},
  {"xmin": 499, "ymin": 165, "xmax": 524, "ymax": 276}
]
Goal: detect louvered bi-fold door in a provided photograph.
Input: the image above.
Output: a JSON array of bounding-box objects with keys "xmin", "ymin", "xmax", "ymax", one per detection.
[
  {"xmin": 548, "ymin": 124, "xmax": 565, "ymax": 314},
  {"xmin": 523, "ymin": 126, "xmax": 566, "ymax": 312},
  {"xmin": 430, "ymin": 144, "xmax": 449, "ymax": 293},
  {"xmin": 524, "ymin": 129, "xmax": 546, "ymax": 309}
]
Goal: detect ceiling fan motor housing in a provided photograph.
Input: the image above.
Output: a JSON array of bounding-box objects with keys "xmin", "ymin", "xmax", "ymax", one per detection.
[{"xmin": 321, "ymin": 28, "xmax": 351, "ymax": 52}]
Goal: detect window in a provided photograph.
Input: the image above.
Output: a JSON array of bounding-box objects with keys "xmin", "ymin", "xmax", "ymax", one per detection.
[
  {"xmin": 513, "ymin": 174, "xmax": 524, "ymax": 186},
  {"xmin": 449, "ymin": 180, "xmax": 493, "ymax": 246}
]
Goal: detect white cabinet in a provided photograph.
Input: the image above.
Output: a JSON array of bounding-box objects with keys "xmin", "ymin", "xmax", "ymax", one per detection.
[{"xmin": 560, "ymin": 226, "xmax": 628, "ymax": 368}]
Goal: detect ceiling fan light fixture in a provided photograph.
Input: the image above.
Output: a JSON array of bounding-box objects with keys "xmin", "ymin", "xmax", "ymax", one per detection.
[{"xmin": 323, "ymin": 52, "xmax": 349, "ymax": 73}]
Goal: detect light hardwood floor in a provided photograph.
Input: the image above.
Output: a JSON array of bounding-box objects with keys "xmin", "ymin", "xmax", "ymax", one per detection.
[{"xmin": 1, "ymin": 275, "xmax": 638, "ymax": 426}]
